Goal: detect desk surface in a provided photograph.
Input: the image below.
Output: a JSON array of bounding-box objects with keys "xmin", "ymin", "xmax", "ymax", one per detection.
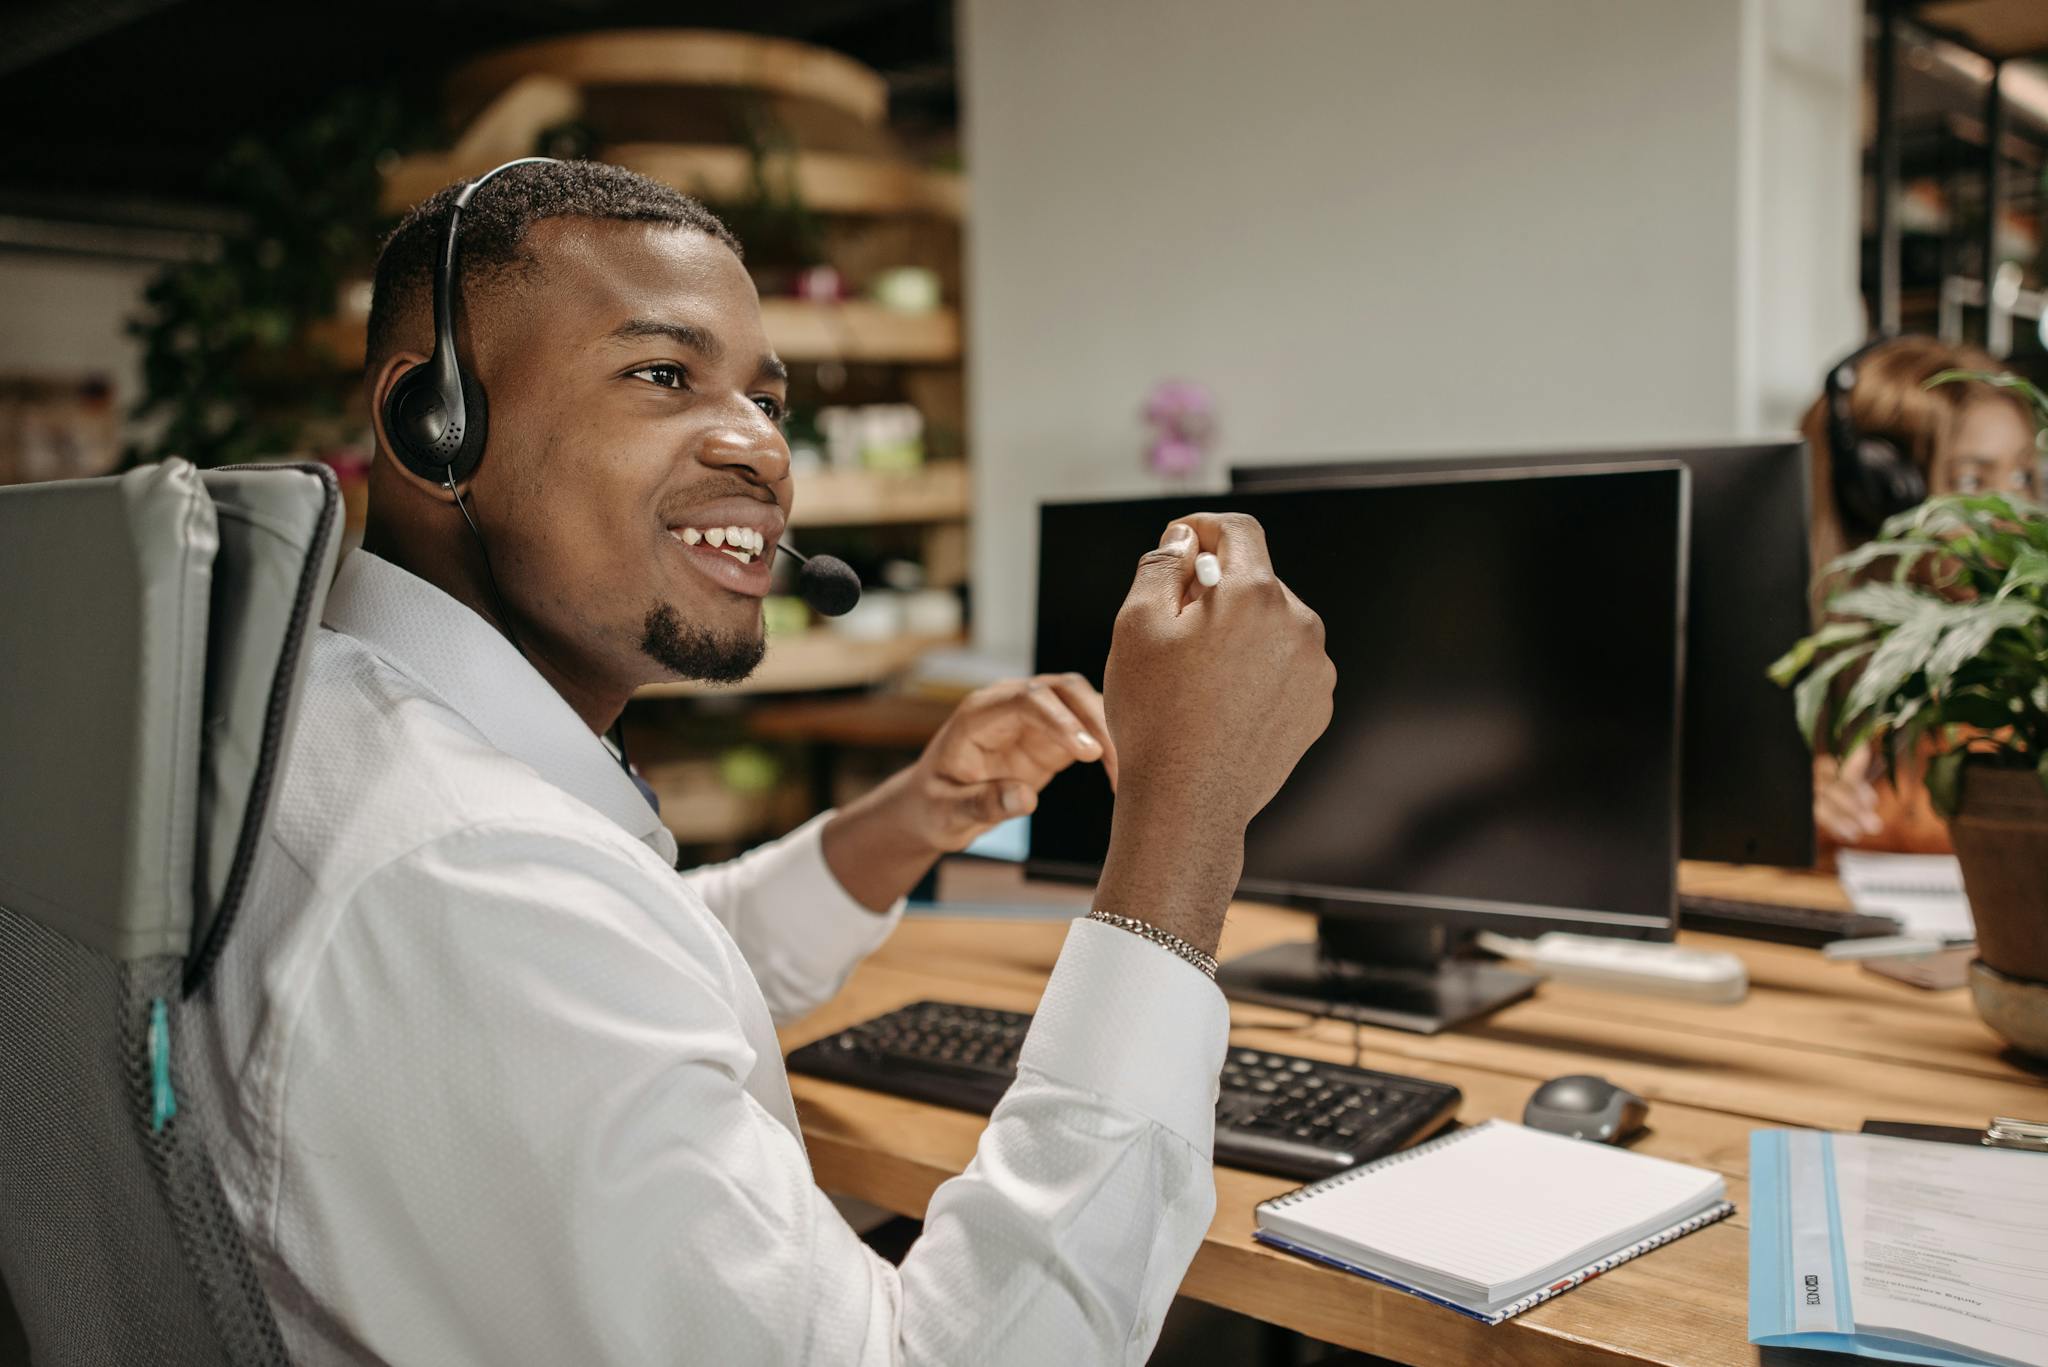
[{"xmin": 778, "ymin": 866, "xmax": 2048, "ymax": 1367}]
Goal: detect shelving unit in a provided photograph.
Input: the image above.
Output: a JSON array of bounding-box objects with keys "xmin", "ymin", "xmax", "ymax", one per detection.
[
  {"xmin": 756, "ymin": 300, "xmax": 960, "ymax": 364},
  {"xmin": 303, "ymin": 302, "xmax": 959, "ymax": 371},
  {"xmin": 635, "ymin": 629, "xmax": 960, "ymax": 698},
  {"xmin": 790, "ymin": 463, "xmax": 968, "ymax": 527}
]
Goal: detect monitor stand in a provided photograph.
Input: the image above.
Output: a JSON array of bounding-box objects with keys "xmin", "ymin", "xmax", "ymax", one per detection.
[{"xmin": 1216, "ymin": 917, "xmax": 1539, "ymax": 1035}]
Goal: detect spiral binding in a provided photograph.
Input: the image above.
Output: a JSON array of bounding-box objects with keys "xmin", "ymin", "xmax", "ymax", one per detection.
[{"xmin": 1258, "ymin": 1116, "xmax": 1491, "ymax": 1213}]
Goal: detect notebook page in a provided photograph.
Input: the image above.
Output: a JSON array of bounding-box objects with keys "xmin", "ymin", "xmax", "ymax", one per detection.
[{"xmin": 1266, "ymin": 1122, "xmax": 1724, "ymax": 1299}]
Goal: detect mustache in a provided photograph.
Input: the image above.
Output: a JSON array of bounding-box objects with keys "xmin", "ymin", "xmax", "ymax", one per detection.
[{"xmin": 655, "ymin": 479, "xmax": 783, "ymax": 524}]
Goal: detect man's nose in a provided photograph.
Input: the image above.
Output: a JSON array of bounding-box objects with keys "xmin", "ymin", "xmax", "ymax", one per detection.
[{"xmin": 700, "ymin": 416, "xmax": 790, "ymax": 489}]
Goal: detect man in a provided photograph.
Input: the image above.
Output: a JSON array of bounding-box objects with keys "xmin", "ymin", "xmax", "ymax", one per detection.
[{"xmin": 190, "ymin": 160, "xmax": 1334, "ymax": 1364}]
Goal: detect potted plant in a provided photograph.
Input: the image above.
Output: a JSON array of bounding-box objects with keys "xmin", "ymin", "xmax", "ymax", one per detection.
[{"xmin": 1770, "ymin": 382, "xmax": 2048, "ymax": 1057}]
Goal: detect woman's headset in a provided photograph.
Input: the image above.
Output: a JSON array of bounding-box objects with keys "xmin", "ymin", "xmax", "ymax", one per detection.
[{"xmin": 1823, "ymin": 338, "xmax": 1929, "ymax": 537}]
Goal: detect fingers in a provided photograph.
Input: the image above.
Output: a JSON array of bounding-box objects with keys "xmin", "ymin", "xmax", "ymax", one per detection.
[
  {"xmin": 1042, "ymin": 673, "xmax": 1118, "ymax": 790},
  {"xmin": 941, "ymin": 777, "xmax": 1039, "ymax": 849},
  {"xmin": 1126, "ymin": 513, "xmax": 1276, "ymax": 616},
  {"xmin": 952, "ymin": 675, "xmax": 1113, "ymax": 781},
  {"xmin": 1814, "ymin": 752, "xmax": 1883, "ymax": 841},
  {"xmin": 1128, "ymin": 520, "xmax": 1200, "ymax": 609}
]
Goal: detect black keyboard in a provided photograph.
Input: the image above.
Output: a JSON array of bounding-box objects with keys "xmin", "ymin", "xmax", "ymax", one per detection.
[
  {"xmin": 786, "ymin": 1000, "xmax": 1462, "ymax": 1182},
  {"xmin": 1677, "ymin": 894, "xmax": 1903, "ymax": 947}
]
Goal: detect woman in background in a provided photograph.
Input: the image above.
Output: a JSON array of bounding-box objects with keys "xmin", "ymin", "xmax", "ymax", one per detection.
[{"xmin": 1798, "ymin": 334, "xmax": 2038, "ymax": 853}]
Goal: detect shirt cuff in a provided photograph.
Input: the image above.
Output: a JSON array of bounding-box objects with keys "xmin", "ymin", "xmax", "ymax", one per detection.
[
  {"xmin": 754, "ymin": 811, "xmax": 906, "ymax": 977},
  {"xmin": 1015, "ymin": 916, "xmax": 1229, "ymax": 1154}
]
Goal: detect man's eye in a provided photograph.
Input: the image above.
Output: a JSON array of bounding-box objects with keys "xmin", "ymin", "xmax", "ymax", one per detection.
[
  {"xmin": 632, "ymin": 365, "xmax": 688, "ymax": 390},
  {"xmin": 753, "ymin": 395, "xmax": 786, "ymax": 423},
  {"xmin": 1956, "ymin": 468, "xmax": 1985, "ymax": 493}
]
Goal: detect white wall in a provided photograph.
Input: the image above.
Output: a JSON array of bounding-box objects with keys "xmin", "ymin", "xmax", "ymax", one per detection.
[
  {"xmin": 963, "ymin": 0, "xmax": 1863, "ymax": 658},
  {"xmin": 0, "ymin": 251, "xmax": 156, "ymax": 413}
]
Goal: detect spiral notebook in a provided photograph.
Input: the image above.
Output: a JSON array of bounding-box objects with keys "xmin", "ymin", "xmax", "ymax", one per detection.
[{"xmin": 1253, "ymin": 1119, "xmax": 1735, "ymax": 1324}]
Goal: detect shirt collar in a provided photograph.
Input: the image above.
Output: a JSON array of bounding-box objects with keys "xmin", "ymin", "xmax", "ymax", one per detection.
[{"xmin": 322, "ymin": 550, "xmax": 680, "ymax": 866}]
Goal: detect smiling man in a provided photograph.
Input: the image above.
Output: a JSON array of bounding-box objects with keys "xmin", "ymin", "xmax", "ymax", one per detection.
[{"xmin": 188, "ymin": 160, "xmax": 1335, "ymax": 1365}]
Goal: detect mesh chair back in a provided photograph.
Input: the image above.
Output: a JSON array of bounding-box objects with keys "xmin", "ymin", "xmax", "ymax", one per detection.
[{"xmin": 0, "ymin": 460, "xmax": 340, "ymax": 1366}]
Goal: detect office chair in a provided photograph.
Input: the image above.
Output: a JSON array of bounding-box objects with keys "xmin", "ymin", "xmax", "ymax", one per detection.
[{"xmin": 0, "ymin": 459, "xmax": 341, "ymax": 1365}]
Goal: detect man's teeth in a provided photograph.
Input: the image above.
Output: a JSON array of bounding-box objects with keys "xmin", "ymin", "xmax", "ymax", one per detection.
[{"xmin": 670, "ymin": 525, "xmax": 766, "ymax": 562}]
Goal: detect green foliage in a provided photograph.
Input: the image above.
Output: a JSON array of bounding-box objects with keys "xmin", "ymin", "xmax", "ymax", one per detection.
[
  {"xmin": 1770, "ymin": 491, "xmax": 2048, "ymax": 815},
  {"xmin": 124, "ymin": 89, "xmax": 434, "ymax": 469}
]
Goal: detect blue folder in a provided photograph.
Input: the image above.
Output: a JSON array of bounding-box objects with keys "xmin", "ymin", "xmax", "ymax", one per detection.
[{"xmin": 1748, "ymin": 1130, "xmax": 1998, "ymax": 1366}]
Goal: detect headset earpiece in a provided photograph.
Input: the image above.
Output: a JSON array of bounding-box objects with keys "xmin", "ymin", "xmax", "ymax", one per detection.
[
  {"xmin": 1823, "ymin": 339, "xmax": 1927, "ymax": 538},
  {"xmin": 383, "ymin": 360, "xmax": 490, "ymax": 488}
]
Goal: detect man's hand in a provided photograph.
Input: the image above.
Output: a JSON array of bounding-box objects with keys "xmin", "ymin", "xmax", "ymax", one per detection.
[
  {"xmin": 820, "ymin": 675, "xmax": 1115, "ymax": 912},
  {"xmin": 1094, "ymin": 515, "xmax": 1336, "ymax": 954}
]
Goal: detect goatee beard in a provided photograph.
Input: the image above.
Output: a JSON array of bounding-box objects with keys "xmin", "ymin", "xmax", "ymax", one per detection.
[{"xmin": 638, "ymin": 603, "xmax": 765, "ymax": 683}]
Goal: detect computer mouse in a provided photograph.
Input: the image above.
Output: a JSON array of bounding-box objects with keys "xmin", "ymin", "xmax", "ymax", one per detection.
[{"xmin": 1522, "ymin": 1074, "xmax": 1648, "ymax": 1144}]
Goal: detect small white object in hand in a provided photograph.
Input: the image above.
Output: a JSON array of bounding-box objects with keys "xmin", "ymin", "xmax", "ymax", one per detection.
[{"xmin": 1194, "ymin": 552, "xmax": 1221, "ymax": 587}]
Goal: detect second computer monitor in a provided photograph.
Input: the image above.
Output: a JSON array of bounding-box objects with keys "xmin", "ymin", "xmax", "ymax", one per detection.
[
  {"xmin": 1234, "ymin": 442, "xmax": 1815, "ymax": 868},
  {"xmin": 1031, "ymin": 465, "xmax": 1688, "ymax": 942}
]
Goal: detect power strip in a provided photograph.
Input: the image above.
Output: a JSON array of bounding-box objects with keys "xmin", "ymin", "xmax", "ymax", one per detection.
[{"xmin": 1474, "ymin": 931, "xmax": 1748, "ymax": 1004}]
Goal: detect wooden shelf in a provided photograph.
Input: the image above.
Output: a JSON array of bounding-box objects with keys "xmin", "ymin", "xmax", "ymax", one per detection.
[
  {"xmin": 384, "ymin": 144, "xmax": 964, "ymax": 219},
  {"xmin": 790, "ymin": 463, "xmax": 967, "ymax": 527},
  {"xmin": 609, "ymin": 144, "xmax": 964, "ymax": 218},
  {"xmin": 760, "ymin": 300, "xmax": 959, "ymax": 364},
  {"xmin": 635, "ymin": 630, "xmax": 959, "ymax": 698},
  {"xmin": 303, "ymin": 301, "xmax": 958, "ymax": 372},
  {"xmin": 447, "ymin": 30, "xmax": 889, "ymax": 127}
]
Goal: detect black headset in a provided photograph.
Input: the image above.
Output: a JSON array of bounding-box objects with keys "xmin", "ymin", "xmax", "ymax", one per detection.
[
  {"xmin": 381, "ymin": 156, "xmax": 560, "ymax": 490},
  {"xmin": 1823, "ymin": 338, "xmax": 1929, "ymax": 538}
]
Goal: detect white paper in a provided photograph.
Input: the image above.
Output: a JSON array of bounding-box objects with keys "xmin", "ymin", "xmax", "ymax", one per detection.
[
  {"xmin": 1260, "ymin": 1121, "xmax": 1723, "ymax": 1301},
  {"xmin": 1834, "ymin": 852, "xmax": 1975, "ymax": 941},
  {"xmin": 1833, "ymin": 1133, "xmax": 2048, "ymax": 1367}
]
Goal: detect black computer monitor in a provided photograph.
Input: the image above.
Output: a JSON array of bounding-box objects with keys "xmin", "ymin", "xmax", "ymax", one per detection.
[
  {"xmin": 1234, "ymin": 442, "xmax": 1815, "ymax": 868},
  {"xmin": 1030, "ymin": 466, "xmax": 1688, "ymax": 1033}
]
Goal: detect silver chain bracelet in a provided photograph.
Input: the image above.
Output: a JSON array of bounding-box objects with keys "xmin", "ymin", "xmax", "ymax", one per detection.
[{"xmin": 1084, "ymin": 908, "xmax": 1220, "ymax": 980}]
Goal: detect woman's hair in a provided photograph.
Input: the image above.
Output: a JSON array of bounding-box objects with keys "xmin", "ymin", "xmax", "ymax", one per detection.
[{"xmin": 1799, "ymin": 335, "xmax": 2022, "ymax": 575}]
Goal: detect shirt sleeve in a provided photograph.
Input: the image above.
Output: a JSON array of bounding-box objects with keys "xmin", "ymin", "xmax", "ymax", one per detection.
[
  {"xmin": 264, "ymin": 826, "xmax": 1228, "ymax": 1367},
  {"xmin": 678, "ymin": 811, "xmax": 905, "ymax": 1023}
]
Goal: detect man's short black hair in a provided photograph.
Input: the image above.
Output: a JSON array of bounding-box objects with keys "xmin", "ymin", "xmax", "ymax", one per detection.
[{"xmin": 365, "ymin": 159, "xmax": 742, "ymax": 375}]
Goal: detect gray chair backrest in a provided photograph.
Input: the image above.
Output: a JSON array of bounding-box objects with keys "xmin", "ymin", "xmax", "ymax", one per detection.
[{"xmin": 0, "ymin": 458, "xmax": 341, "ymax": 1366}]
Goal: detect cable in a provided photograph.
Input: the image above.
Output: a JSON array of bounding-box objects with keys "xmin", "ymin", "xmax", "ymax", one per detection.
[{"xmin": 446, "ymin": 468, "xmax": 523, "ymax": 662}]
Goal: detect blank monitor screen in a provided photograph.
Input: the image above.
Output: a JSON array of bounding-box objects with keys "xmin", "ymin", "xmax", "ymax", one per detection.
[
  {"xmin": 1030, "ymin": 467, "xmax": 1687, "ymax": 938},
  {"xmin": 1234, "ymin": 443, "xmax": 1815, "ymax": 867}
]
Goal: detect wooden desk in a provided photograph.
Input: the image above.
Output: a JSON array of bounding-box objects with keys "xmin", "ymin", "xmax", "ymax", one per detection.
[{"xmin": 779, "ymin": 873, "xmax": 2048, "ymax": 1366}]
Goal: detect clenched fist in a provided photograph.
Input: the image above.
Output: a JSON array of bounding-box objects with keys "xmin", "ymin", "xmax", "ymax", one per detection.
[{"xmin": 1094, "ymin": 514, "xmax": 1336, "ymax": 953}]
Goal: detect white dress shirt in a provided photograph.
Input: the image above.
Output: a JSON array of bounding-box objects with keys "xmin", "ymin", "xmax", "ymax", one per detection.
[{"xmin": 187, "ymin": 549, "xmax": 1230, "ymax": 1366}]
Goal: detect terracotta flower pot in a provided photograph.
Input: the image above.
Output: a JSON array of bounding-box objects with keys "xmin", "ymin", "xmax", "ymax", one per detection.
[{"xmin": 1948, "ymin": 764, "xmax": 2048, "ymax": 1058}]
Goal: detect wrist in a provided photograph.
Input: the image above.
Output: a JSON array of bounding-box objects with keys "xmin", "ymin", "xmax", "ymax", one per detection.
[
  {"xmin": 1093, "ymin": 790, "xmax": 1246, "ymax": 957},
  {"xmin": 821, "ymin": 768, "xmax": 946, "ymax": 912}
]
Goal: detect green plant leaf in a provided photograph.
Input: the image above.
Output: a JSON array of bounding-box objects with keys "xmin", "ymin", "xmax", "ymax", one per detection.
[
  {"xmin": 1793, "ymin": 642, "xmax": 1876, "ymax": 750},
  {"xmin": 1842, "ymin": 614, "xmax": 1948, "ymax": 721},
  {"xmin": 1820, "ymin": 538, "xmax": 1949, "ymax": 581},
  {"xmin": 1996, "ymin": 546, "xmax": 2048, "ymax": 601},
  {"xmin": 1823, "ymin": 581, "xmax": 1948, "ymax": 625},
  {"xmin": 1926, "ymin": 369, "xmax": 2048, "ymax": 427},
  {"xmin": 1768, "ymin": 620, "xmax": 1877, "ymax": 686},
  {"xmin": 1924, "ymin": 600, "xmax": 2046, "ymax": 692},
  {"xmin": 2038, "ymin": 750, "xmax": 2048, "ymax": 800},
  {"xmin": 1926, "ymin": 749, "xmax": 1967, "ymax": 819}
]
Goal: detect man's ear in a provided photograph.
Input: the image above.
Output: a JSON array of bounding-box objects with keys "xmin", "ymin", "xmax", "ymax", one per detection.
[{"xmin": 369, "ymin": 351, "xmax": 462, "ymax": 502}]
